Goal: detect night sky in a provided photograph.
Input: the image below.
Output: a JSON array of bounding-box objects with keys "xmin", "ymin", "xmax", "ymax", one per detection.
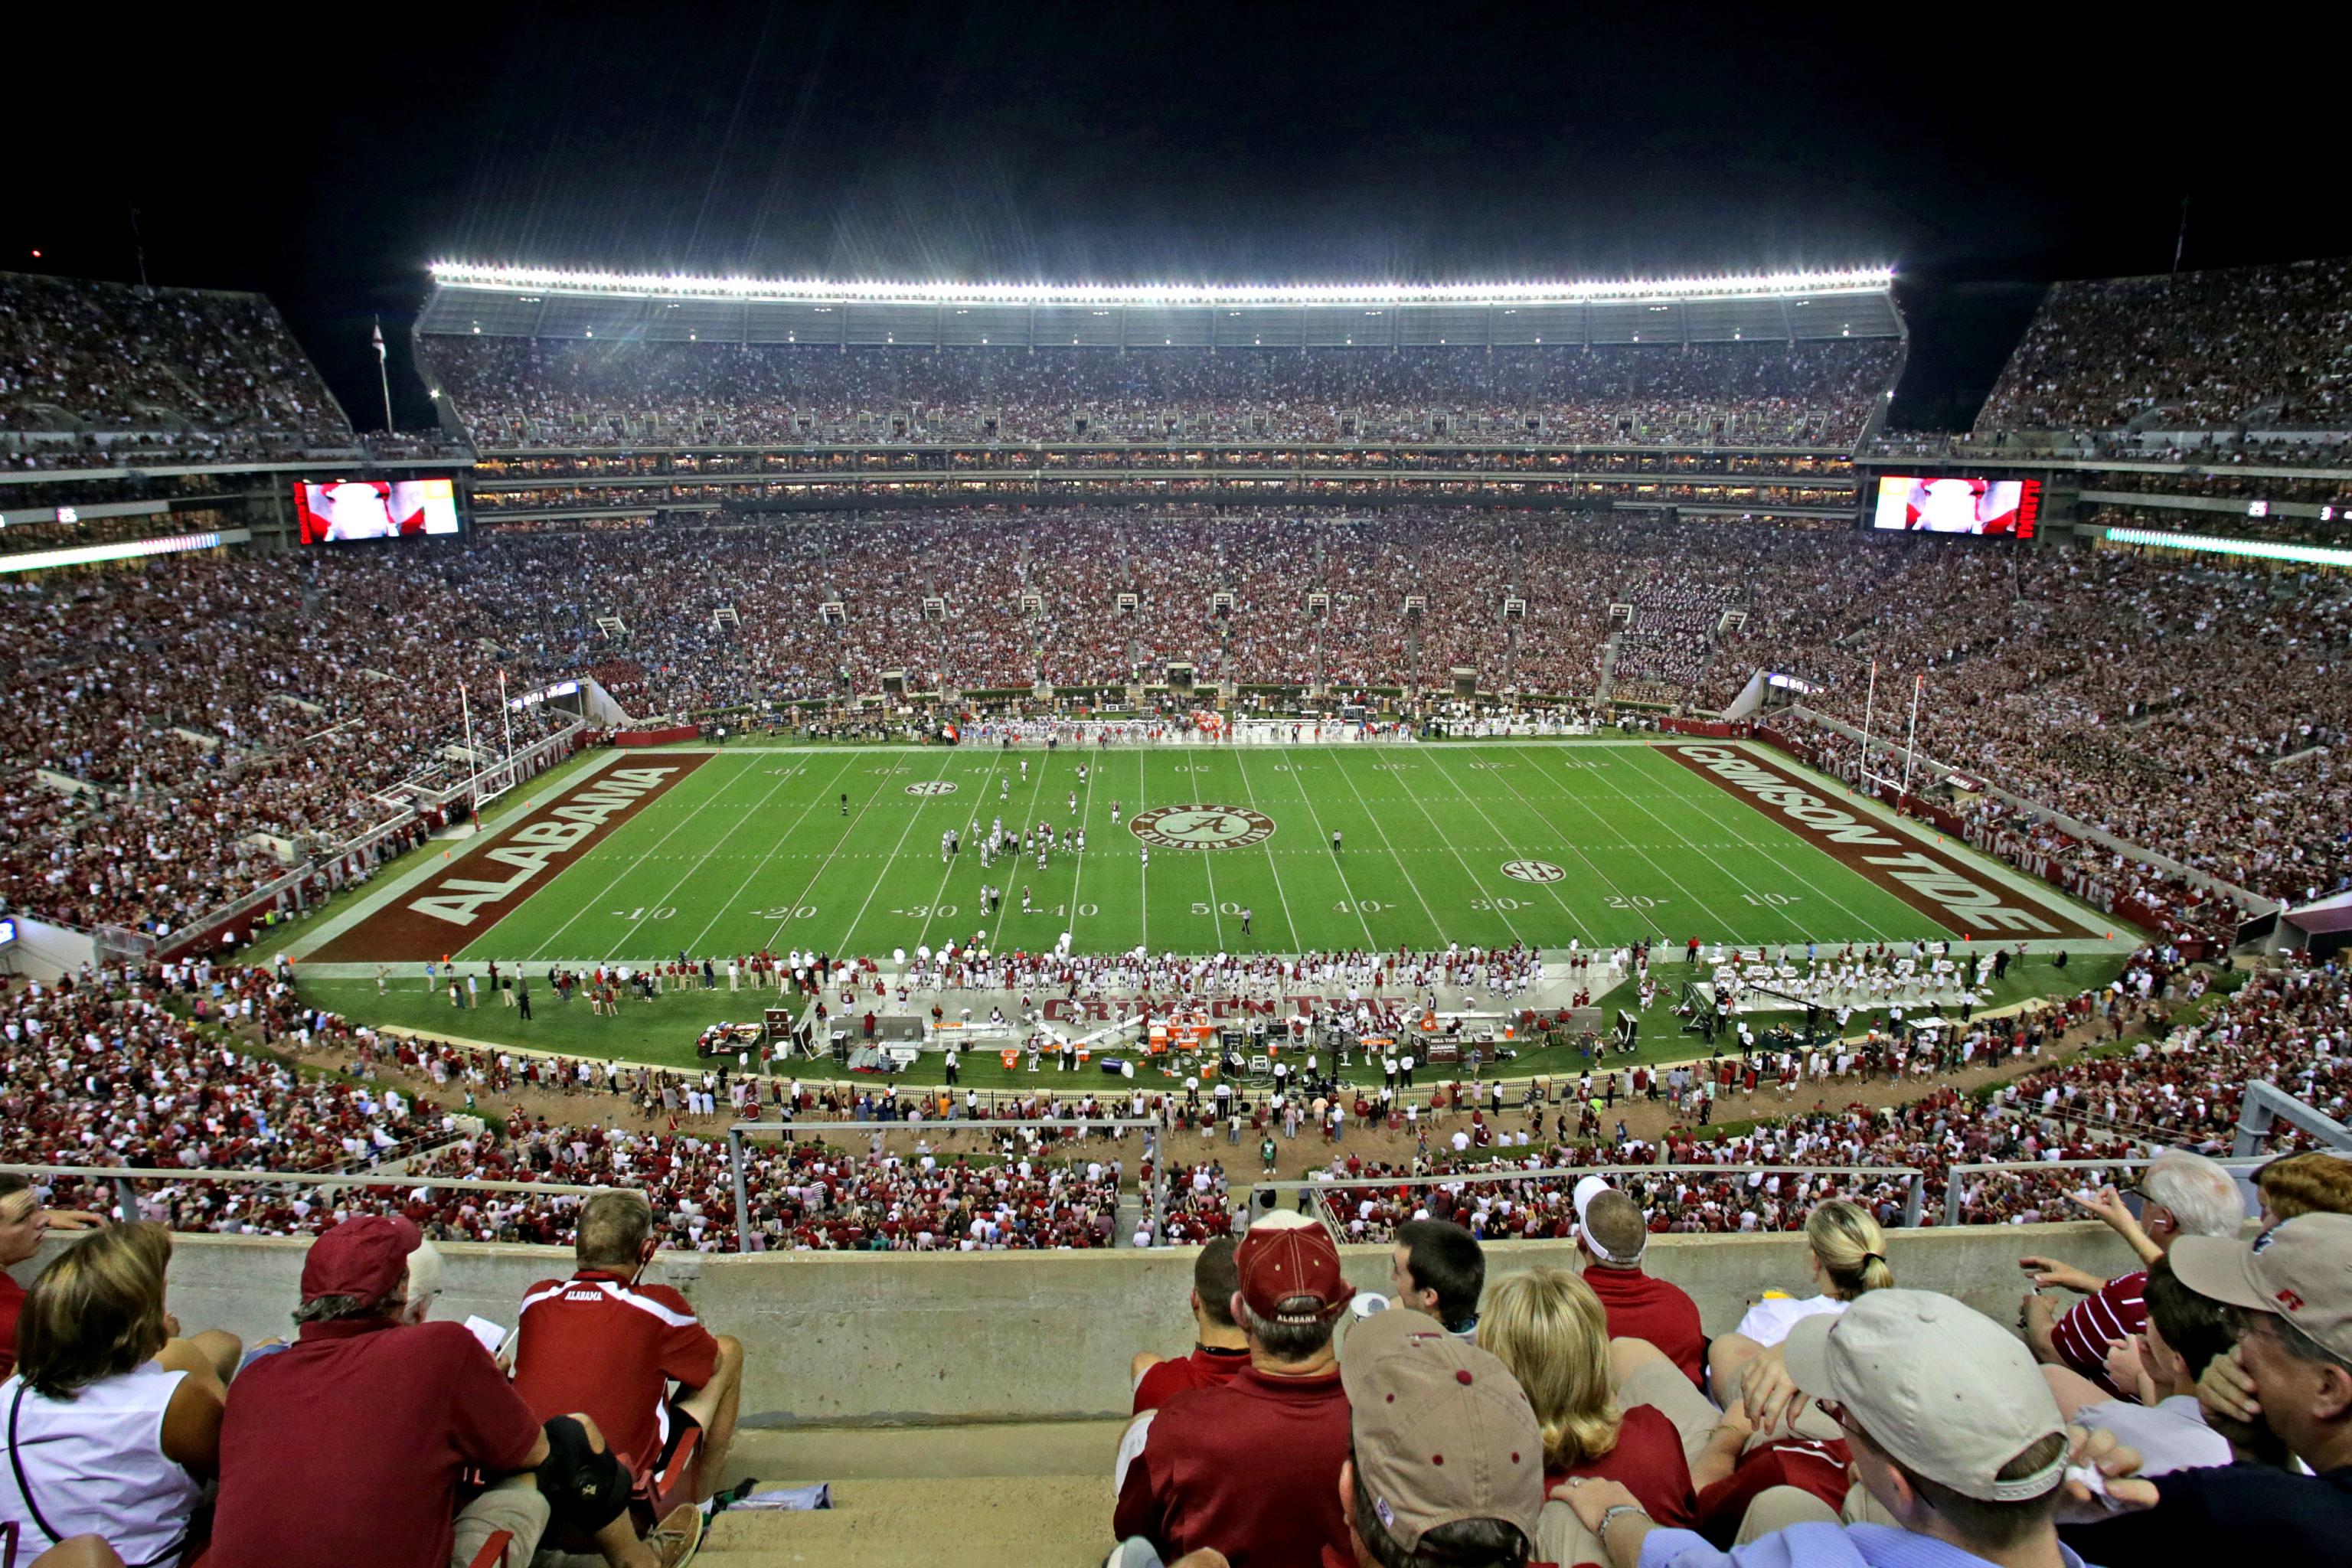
[{"xmin": 12, "ymin": 4, "xmax": 2347, "ymax": 433}]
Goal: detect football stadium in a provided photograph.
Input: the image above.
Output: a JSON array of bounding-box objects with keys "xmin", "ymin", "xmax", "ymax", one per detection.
[{"xmin": 5, "ymin": 15, "xmax": 2351, "ymax": 1568}]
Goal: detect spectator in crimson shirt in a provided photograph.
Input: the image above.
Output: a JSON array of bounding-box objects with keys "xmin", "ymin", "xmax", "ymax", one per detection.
[
  {"xmin": 1129, "ymin": 1236, "xmax": 1251, "ymax": 1416},
  {"xmin": 511, "ymin": 1191, "xmax": 745, "ymax": 1502},
  {"xmin": 2019, "ymin": 1149, "xmax": 2244, "ymax": 1396},
  {"xmin": 0, "ymin": 1176, "xmax": 113, "ymax": 1381},
  {"xmin": 207, "ymin": 1215, "xmax": 698, "ymax": 1568},
  {"xmin": 1112, "ymin": 1211, "xmax": 1355, "ymax": 1567},
  {"xmin": 1571, "ymin": 1178, "xmax": 1707, "ymax": 1389}
]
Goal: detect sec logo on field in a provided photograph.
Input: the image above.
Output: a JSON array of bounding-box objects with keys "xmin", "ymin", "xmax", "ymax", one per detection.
[
  {"xmin": 1129, "ymin": 804, "xmax": 1276, "ymax": 851},
  {"xmin": 905, "ymin": 781, "xmax": 959, "ymax": 796},
  {"xmin": 1501, "ymin": 859, "xmax": 1566, "ymax": 884}
]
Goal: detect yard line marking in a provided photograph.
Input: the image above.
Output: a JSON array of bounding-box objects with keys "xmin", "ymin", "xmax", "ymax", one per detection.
[
  {"xmin": 763, "ymin": 755, "xmax": 942, "ymax": 955},
  {"xmin": 1063, "ymin": 746, "xmax": 1102, "ymax": 943},
  {"xmin": 1436, "ymin": 746, "xmax": 1642, "ymax": 922},
  {"xmin": 1380, "ymin": 750, "xmax": 1530, "ymax": 946},
  {"xmin": 1230, "ymin": 747, "xmax": 1304, "ymax": 951},
  {"xmin": 1571, "ymin": 745, "xmax": 1870, "ymax": 942},
  {"xmin": 1418, "ymin": 748, "xmax": 1579, "ymax": 933},
  {"xmin": 838, "ymin": 750, "xmax": 963, "ymax": 956},
  {"xmin": 676, "ymin": 755, "xmax": 859, "ymax": 956},
  {"xmin": 1630, "ymin": 745, "xmax": 1905, "ymax": 941},
  {"xmin": 608, "ymin": 760, "xmax": 826, "ymax": 959},
  {"xmin": 1486, "ymin": 747, "xmax": 1730, "ymax": 930},
  {"xmin": 931, "ymin": 745, "xmax": 1050, "ymax": 952},
  {"xmin": 1137, "ymin": 746, "xmax": 1150, "ymax": 952},
  {"xmin": 528, "ymin": 756, "xmax": 755, "ymax": 960},
  {"xmin": 1274, "ymin": 746, "xmax": 1380, "ymax": 947}
]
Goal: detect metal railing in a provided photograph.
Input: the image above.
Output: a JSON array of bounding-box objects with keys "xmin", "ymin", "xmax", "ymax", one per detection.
[
  {"xmin": 2, "ymin": 1161, "xmax": 610, "ymax": 1234},
  {"xmin": 724, "ymin": 1117, "xmax": 1166, "ymax": 1253},
  {"xmin": 1258, "ymin": 1161, "xmax": 1930, "ymax": 1240}
]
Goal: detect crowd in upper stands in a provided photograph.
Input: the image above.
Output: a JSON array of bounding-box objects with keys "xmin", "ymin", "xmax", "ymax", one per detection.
[
  {"xmin": 1974, "ymin": 256, "xmax": 2352, "ymax": 435},
  {"xmin": 0, "ymin": 273, "xmax": 354, "ymax": 466},
  {"xmin": 422, "ymin": 338, "xmax": 1900, "ymax": 449}
]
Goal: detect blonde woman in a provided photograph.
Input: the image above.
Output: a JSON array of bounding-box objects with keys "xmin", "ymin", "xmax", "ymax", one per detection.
[
  {"xmin": 1706, "ymin": 1198, "xmax": 1893, "ymax": 1400},
  {"xmin": 1477, "ymin": 1266, "xmax": 1696, "ymax": 1526},
  {"xmin": 0, "ymin": 1223, "xmax": 227, "ymax": 1568}
]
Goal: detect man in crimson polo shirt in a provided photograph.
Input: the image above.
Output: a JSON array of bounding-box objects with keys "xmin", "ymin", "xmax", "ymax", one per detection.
[
  {"xmin": 1129, "ymin": 1236, "xmax": 1252, "ymax": 1415},
  {"xmin": 208, "ymin": 1217, "xmax": 556, "ymax": 1568},
  {"xmin": 1112, "ymin": 1212, "xmax": 1355, "ymax": 1567},
  {"xmin": 1573, "ymin": 1178, "xmax": 1707, "ymax": 1388},
  {"xmin": 511, "ymin": 1191, "xmax": 744, "ymax": 1497}
]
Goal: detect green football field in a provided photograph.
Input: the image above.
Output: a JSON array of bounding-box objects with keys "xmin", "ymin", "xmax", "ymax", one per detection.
[{"xmin": 383, "ymin": 741, "xmax": 2078, "ymax": 964}]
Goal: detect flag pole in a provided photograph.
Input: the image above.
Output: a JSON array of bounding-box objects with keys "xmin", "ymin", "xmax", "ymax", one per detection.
[
  {"xmin": 461, "ymin": 684, "xmax": 481, "ymax": 833},
  {"xmin": 373, "ymin": 317, "xmax": 394, "ymax": 433},
  {"xmin": 498, "ymin": 670, "xmax": 515, "ymax": 792},
  {"xmin": 1902, "ymin": 673, "xmax": 1924, "ymax": 799},
  {"xmin": 1857, "ymin": 658, "xmax": 1877, "ymax": 789}
]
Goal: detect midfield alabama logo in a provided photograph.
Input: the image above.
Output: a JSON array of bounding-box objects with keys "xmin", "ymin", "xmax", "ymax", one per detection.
[
  {"xmin": 905, "ymin": 781, "xmax": 959, "ymax": 796},
  {"xmin": 1501, "ymin": 860, "xmax": 1566, "ymax": 884},
  {"xmin": 1663, "ymin": 744, "xmax": 2096, "ymax": 939},
  {"xmin": 1129, "ymin": 804, "xmax": 1276, "ymax": 851}
]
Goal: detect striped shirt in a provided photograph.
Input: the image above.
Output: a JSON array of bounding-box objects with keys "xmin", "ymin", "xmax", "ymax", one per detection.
[{"xmin": 2049, "ymin": 1269, "xmax": 2148, "ymax": 1396}]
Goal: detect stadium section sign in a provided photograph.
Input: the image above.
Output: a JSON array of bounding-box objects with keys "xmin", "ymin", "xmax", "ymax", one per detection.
[
  {"xmin": 1663, "ymin": 745, "xmax": 2098, "ymax": 939},
  {"xmin": 1129, "ymin": 805, "xmax": 1276, "ymax": 850},
  {"xmin": 314, "ymin": 756, "xmax": 711, "ymax": 959}
]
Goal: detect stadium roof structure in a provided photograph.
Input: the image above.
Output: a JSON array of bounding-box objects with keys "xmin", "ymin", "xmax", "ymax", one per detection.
[{"xmin": 419, "ymin": 263, "xmax": 1902, "ymax": 348}]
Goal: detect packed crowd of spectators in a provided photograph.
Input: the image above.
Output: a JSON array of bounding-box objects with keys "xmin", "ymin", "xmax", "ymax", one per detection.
[
  {"xmin": 1975, "ymin": 256, "xmax": 2352, "ymax": 435},
  {"xmin": 423, "ymin": 338, "xmax": 1900, "ymax": 449},
  {"xmin": 0, "ymin": 273, "xmax": 352, "ymax": 459}
]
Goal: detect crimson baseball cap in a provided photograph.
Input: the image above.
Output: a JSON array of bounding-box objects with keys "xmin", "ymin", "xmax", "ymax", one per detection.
[
  {"xmin": 1784, "ymin": 1289, "xmax": 2066, "ymax": 1503},
  {"xmin": 300, "ymin": 1214, "xmax": 423, "ymax": 1303},
  {"xmin": 2171, "ymin": 1212, "xmax": 2352, "ymax": 1362},
  {"xmin": 1341, "ymin": 1308, "xmax": 1543, "ymax": 1551},
  {"xmin": 1235, "ymin": 1210, "xmax": 1350, "ymax": 1322}
]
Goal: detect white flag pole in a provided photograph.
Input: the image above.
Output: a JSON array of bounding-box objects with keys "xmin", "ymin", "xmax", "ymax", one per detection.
[
  {"xmin": 1902, "ymin": 673, "xmax": 1924, "ymax": 798},
  {"xmin": 1858, "ymin": 658, "xmax": 1878, "ymax": 787},
  {"xmin": 373, "ymin": 318, "xmax": 393, "ymax": 433},
  {"xmin": 461, "ymin": 684, "xmax": 481, "ymax": 831}
]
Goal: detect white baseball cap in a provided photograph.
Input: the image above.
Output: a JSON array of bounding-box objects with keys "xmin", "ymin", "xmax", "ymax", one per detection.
[{"xmin": 1783, "ymin": 1289, "xmax": 2066, "ymax": 1503}]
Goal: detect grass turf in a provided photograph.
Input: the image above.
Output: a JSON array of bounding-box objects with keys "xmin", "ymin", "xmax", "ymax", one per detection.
[{"xmin": 441, "ymin": 742, "xmax": 2015, "ymax": 964}]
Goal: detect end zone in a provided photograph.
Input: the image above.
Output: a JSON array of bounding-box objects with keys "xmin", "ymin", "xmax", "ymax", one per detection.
[
  {"xmin": 1661, "ymin": 742, "xmax": 2103, "ymax": 940},
  {"xmin": 310, "ymin": 753, "xmax": 713, "ymax": 961}
]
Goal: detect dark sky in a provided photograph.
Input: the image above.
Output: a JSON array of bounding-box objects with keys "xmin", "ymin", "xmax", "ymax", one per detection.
[{"xmin": 11, "ymin": 3, "xmax": 2347, "ymax": 433}]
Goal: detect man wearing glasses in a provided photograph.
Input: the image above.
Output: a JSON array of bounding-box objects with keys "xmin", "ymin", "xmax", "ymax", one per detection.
[{"xmin": 2062, "ymin": 1212, "xmax": 2352, "ymax": 1559}]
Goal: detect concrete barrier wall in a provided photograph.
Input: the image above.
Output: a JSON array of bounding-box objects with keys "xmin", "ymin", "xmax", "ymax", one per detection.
[{"xmin": 18, "ymin": 1223, "xmax": 2140, "ymax": 1429}]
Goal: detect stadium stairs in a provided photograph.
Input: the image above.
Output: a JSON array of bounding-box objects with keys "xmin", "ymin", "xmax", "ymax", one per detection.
[{"xmin": 691, "ymin": 1421, "xmax": 1120, "ymax": 1566}]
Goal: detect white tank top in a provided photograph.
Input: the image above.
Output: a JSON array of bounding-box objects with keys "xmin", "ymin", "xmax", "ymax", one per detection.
[{"xmin": 2, "ymin": 1361, "xmax": 201, "ymax": 1568}]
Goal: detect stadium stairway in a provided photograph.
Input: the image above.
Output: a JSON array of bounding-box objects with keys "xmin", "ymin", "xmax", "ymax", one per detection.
[{"xmin": 687, "ymin": 1419, "xmax": 1122, "ymax": 1566}]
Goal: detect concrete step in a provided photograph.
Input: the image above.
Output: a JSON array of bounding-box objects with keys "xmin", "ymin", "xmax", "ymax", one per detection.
[
  {"xmin": 699, "ymin": 1476, "xmax": 1105, "ymax": 1566},
  {"xmin": 685, "ymin": 1421, "xmax": 1124, "ymax": 1567}
]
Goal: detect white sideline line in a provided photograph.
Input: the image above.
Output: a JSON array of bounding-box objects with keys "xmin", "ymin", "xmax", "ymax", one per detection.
[
  {"xmin": 606, "ymin": 760, "xmax": 823, "ymax": 959},
  {"xmin": 830, "ymin": 750, "xmax": 962, "ymax": 956}
]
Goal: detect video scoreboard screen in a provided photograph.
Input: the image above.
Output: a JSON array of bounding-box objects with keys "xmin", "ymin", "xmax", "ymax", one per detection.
[
  {"xmin": 293, "ymin": 478, "xmax": 462, "ymax": 544},
  {"xmin": 1870, "ymin": 475, "xmax": 2040, "ymax": 539}
]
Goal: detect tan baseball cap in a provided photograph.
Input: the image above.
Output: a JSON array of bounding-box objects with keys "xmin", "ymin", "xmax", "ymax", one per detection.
[
  {"xmin": 1340, "ymin": 1306, "xmax": 1544, "ymax": 1552},
  {"xmin": 2171, "ymin": 1211, "xmax": 2352, "ymax": 1362},
  {"xmin": 1782, "ymin": 1289, "xmax": 2066, "ymax": 1504}
]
